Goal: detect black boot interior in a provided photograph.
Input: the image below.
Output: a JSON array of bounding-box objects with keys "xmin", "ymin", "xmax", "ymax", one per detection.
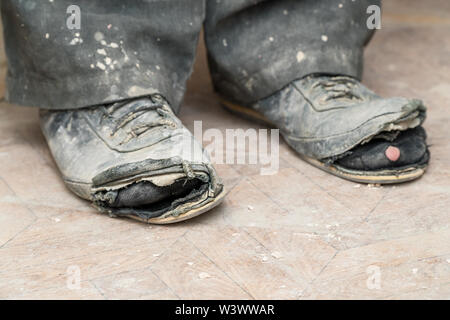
[
  {"xmin": 111, "ymin": 178, "xmax": 206, "ymax": 210},
  {"xmin": 335, "ymin": 126, "xmax": 429, "ymax": 171}
]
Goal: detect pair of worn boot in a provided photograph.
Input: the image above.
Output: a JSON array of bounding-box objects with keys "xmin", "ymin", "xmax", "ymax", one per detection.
[{"xmin": 40, "ymin": 74, "xmax": 429, "ymax": 224}]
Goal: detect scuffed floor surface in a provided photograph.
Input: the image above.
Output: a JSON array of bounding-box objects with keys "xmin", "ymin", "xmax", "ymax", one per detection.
[{"xmin": 0, "ymin": 0, "xmax": 449, "ymax": 299}]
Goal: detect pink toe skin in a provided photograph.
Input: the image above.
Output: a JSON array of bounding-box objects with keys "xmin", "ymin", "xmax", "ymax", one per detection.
[{"xmin": 385, "ymin": 146, "xmax": 401, "ymax": 162}]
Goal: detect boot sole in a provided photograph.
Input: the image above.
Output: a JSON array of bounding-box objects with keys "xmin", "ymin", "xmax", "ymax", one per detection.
[
  {"xmin": 130, "ymin": 186, "xmax": 227, "ymax": 224},
  {"xmin": 220, "ymin": 98, "xmax": 428, "ymax": 184}
]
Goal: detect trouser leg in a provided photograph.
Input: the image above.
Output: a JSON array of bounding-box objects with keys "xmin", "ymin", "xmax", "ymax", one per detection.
[
  {"xmin": 204, "ymin": 0, "xmax": 380, "ymax": 104},
  {"xmin": 0, "ymin": 0, "xmax": 205, "ymax": 112}
]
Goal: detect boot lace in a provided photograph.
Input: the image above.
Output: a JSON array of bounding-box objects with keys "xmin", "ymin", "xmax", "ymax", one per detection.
[
  {"xmin": 311, "ymin": 76, "xmax": 363, "ymax": 104},
  {"xmin": 100, "ymin": 95, "xmax": 177, "ymax": 145}
]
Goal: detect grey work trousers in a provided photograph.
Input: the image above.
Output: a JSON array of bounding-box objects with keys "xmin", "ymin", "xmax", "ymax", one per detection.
[{"xmin": 0, "ymin": 0, "xmax": 379, "ymax": 112}]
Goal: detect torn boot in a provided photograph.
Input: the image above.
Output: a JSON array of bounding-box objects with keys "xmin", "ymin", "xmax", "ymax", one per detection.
[
  {"xmin": 221, "ymin": 75, "xmax": 429, "ymax": 184},
  {"xmin": 40, "ymin": 95, "xmax": 225, "ymax": 224}
]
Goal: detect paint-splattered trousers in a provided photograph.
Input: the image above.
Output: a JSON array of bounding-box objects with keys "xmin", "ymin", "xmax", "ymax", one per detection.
[{"xmin": 1, "ymin": 0, "xmax": 380, "ymax": 111}]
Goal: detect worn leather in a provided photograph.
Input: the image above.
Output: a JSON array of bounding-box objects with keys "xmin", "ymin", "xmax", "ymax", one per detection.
[
  {"xmin": 40, "ymin": 95, "xmax": 223, "ymax": 220},
  {"xmin": 246, "ymin": 75, "xmax": 427, "ymax": 160}
]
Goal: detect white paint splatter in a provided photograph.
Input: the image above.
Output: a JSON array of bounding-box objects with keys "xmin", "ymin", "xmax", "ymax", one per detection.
[
  {"xmin": 96, "ymin": 62, "xmax": 106, "ymax": 70},
  {"xmin": 121, "ymin": 47, "xmax": 130, "ymax": 62},
  {"xmin": 296, "ymin": 50, "xmax": 305, "ymax": 63},
  {"xmin": 69, "ymin": 38, "xmax": 82, "ymax": 45},
  {"xmin": 94, "ymin": 32, "xmax": 104, "ymax": 42}
]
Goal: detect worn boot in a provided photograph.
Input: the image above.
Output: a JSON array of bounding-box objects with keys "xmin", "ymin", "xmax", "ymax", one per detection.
[
  {"xmin": 40, "ymin": 95, "xmax": 225, "ymax": 224},
  {"xmin": 221, "ymin": 75, "xmax": 429, "ymax": 184}
]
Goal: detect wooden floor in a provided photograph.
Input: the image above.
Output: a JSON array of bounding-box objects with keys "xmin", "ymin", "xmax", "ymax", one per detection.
[{"xmin": 0, "ymin": 0, "xmax": 449, "ymax": 299}]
